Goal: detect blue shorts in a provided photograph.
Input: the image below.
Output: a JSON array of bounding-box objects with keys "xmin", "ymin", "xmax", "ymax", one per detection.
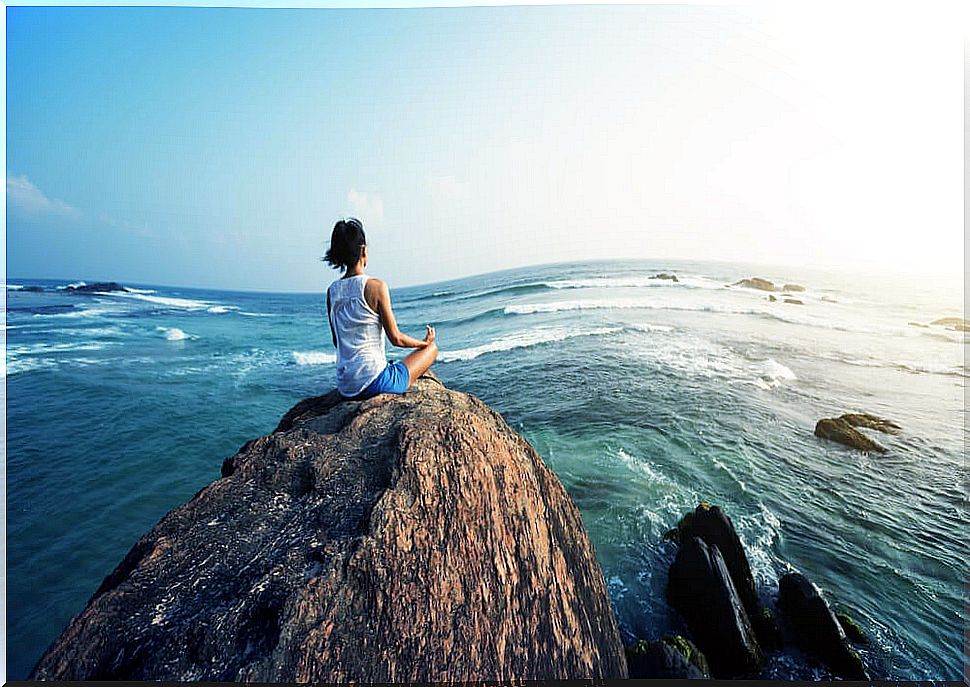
[{"xmin": 354, "ymin": 360, "xmax": 410, "ymax": 400}]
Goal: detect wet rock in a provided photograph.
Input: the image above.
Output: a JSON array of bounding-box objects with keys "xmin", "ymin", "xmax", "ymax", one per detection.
[
  {"xmin": 23, "ymin": 285, "xmax": 45, "ymax": 292},
  {"xmin": 30, "ymin": 374, "xmax": 627, "ymax": 681},
  {"xmin": 768, "ymin": 295, "xmax": 777, "ymax": 302},
  {"xmin": 625, "ymin": 635, "xmax": 710, "ymax": 679},
  {"xmin": 783, "ymin": 299, "xmax": 804, "ymax": 305},
  {"xmin": 782, "ymin": 283, "xmax": 805, "ymax": 292},
  {"xmin": 835, "ymin": 611, "xmax": 869, "ymax": 645},
  {"xmin": 666, "ymin": 503, "xmax": 781, "ymax": 651},
  {"xmin": 778, "ymin": 572, "xmax": 867, "ymax": 679},
  {"xmin": 814, "ymin": 413, "xmax": 900, "ymax": 453},
  {"xmin": 666, "ymin": 536, "xmax": 763, "ymax": 677},
  {"xmin": 650, "ymin": 273, "xmax": 679, "ymax": 282},
  {"xmin": 732, "ymin": 277, "xmax": 776, "ymax": 292}
]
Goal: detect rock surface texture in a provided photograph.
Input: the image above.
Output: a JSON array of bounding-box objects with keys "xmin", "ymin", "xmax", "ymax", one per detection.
[{"xmin": 30, "ymin": 374, "xmax": 627, "ymax": 681}]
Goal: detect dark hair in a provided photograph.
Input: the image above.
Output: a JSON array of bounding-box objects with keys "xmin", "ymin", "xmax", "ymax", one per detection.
[{"xmin": 323, "ymin": 218, "xmax": 366, "ymax": 270}]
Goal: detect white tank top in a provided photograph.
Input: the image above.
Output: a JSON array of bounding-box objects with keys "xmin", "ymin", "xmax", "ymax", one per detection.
[{"xmin": 327, "ymin": 274, "xmax": 387, "ymax": 397}]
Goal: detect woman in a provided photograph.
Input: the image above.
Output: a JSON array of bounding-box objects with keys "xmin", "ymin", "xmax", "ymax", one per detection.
[{"xmin": 324, "ymin": 217, "xmax": 438, "ymax": 399}]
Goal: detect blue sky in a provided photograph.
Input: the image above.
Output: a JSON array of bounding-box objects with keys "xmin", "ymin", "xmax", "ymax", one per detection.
[{"xmin": 5, "ymin": 4, "xmax": 964, "ymax": 291}]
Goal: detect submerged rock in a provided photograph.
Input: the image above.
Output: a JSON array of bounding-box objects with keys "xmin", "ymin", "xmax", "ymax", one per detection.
[
  {"xmin": 650, "ymin": 273, "xmax": 679, "ymax": 282},
  {"xmin": 30, "ymin": 374, "xmax": 627, "ymax": 681},
  {"xmin": 814, "ymin": 413, "xmax": 900, "ymax": 453},
  {"xmin": 782, "ymin": 283, "xmax": 805, "ymax": 292},
  {"xmin": 666, "ymin": 503, "xmax": 781, "ymax": 651},
  {"xmin": 783, "ymin": 298, "xmax": 804, "ymax": 305},
  {"xmin": 23, "ymin": 285, "xmax": 45, "ymax": 292},
  {"xmin": 625, "ymin": 636, "xmax": 710, "ymax": 679},
  {"xmin": 66, "ymin": 281, "xmax": 128, "ymax": 293},
  {"xmin": 768, "ymin": 295, "xmax": 777, "ymax": 302},
  {"xmin": 666, "ymin": 536, "xmax": 762, "ymax": 678},
  {"xmin": 778, "ymin": 573, "xmax": 867, "ymax": 679},
  {"xmin": 732, "ymin": 277, "xmax": 776, "ymax": 292}
]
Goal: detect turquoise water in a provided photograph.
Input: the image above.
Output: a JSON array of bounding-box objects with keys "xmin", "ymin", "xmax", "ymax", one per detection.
[{"xmin": 4, "ymin": 260, "xmax": 966, "ymax": 679}]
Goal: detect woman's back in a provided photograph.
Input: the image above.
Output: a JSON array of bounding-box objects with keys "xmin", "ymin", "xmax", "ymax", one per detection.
[{"xmin": 328, "ymin": 274, "xmax": 386, "ymax": 396}]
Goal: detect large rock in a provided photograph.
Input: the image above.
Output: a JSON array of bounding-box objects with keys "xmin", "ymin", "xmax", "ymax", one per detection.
[
  {"xmin": 814, "ymin": 413, "xmax": 900, "ymax": 453},
  {"xmin": 732, "ymin": 277, "xmax": 776, "ymax": 292},
  {"xmin": 30, "ymin": 374, "xmax": 627, "ymax": 681},
  {"xmin": 650, "ymin": 272, "xmax": 679, "ymax": 282},
  {"xmin": 666, "ymin": 536, "xmax": 762, "ymax": 678},
  {"xmin": 782, "ymin": 283, "xmax": 805, "ymax": 292},
  {"xmin": 778, "ymin": 573, "xmax": 867, "ymax": 679},
  {"xmin": 664, "ymin": 503, "xmax": 780, "ymax": 651}
]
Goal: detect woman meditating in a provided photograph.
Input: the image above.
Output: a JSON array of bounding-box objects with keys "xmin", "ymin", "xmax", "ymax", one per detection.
[{"xmin": 324, "ymin": 218, "xmax": 438, "ymax": 399}]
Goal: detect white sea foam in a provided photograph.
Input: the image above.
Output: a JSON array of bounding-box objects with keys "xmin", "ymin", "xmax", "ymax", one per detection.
[
  {"xmin": 33, "ymin": 306, "xmax": 120, "ymax": 319},
  {"xmin": 628, "ymin": 323, "xmax": 675, "ymax": 333},
  {"xmin": 7, "ymin": 341, "xmax": 116, "ymax": 356},
  {"xmin": 58, "ymin": 281, "xmax": 87, "ymax": 290},
  {"xmin": 6, "ymin": 284, "xmax": 24, "ymax": 290},
  {"xmin": 98, "ymin": 291, "xmax": 213, "ymax": 310},
  {"xmin": 206, "ymin": 305, "xmax": 237, "ymax": 314},
  {"xmin": 239, "ymin": 311, "xmax": 276, "ymax": 317},
  {"xmin": 124, "ymin": 287, "xmax": 156, "ymax": 294},
  {"xmin": 438, "ymin": 326, "xmax": 621, "ymax": 363},
  {"xmin": 292, "ymin": 351, "xmax": 337, "ymax": 365},
  {"xmin": 156, "ymin": 326, "xmax": 194, "ymax": 341}
]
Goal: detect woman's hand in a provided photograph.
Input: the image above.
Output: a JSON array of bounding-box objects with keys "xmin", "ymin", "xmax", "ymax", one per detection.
[{"xmin": 423, "ymin": 325, "xmax": 436, "ymax": 346}]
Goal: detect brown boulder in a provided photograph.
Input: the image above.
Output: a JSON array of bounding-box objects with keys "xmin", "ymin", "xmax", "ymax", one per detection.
[
  {"xmin": 732, "ymin": 277, "xmax": 776, "ymax": 292},
  {"xmin": 814, "ymin": 413, "xmax": 900, "ymax": 453},
  {"xmin": 30, "ymin": 374, "xmax": 627, "ymax": 681}
]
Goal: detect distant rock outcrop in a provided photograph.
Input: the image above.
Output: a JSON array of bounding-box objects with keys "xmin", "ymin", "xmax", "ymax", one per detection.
[
  {"xmin": 66, "ymin": 281, "xmax": 129, "ymax": 293},
  {"xmin": 732, "ymin": 277, "xmax": 776, "ymax": 292},
  {"xmin": 783, "ymin": 298, "xmax": 804, "ymax": 305},
  {"xmin": 814, "ymin": 413, "xmax": 900, "ymax": 453},
  {"xmin": 778, "ymin": 573, "xmax": 867, "ymax": 679},
  {"xmin": 782, "ymin": 283, "xmax": 805, "ymax": 292},
  {"xmin": 650, "ymin": 273, "xmax": 679, "ymax": 283},
  {"xmin": 930, "ymin": 317, "xmax": 969, "ymax": 332},
  {"xmin": 30, "ymin": 374, "xmax": 627, "ymax": 681}
]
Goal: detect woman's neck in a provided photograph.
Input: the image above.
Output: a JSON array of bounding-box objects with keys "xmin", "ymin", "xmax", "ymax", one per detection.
[{"xmin": 343, "ymin": 266, "xmax": 365, "ymax": 278}]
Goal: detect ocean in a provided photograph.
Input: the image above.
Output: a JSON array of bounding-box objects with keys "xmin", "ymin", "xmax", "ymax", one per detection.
[{"xmin": 3, "ymin": 259, "xmax": 966, "ymax": 680}]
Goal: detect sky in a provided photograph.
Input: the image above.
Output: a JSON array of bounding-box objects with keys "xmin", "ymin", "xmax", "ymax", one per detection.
[{"xmin": 4, "ymin": 2, "xmax": 965, "ymax": 292}]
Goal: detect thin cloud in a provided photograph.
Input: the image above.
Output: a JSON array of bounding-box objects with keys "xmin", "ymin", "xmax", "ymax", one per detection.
[
  {"xmin": 346, "ymin": 188, "xmax": 384, "ymax": 227},
  {"xmin": 427, "ymin": 174, "xmax": 470, "ymax": 203},
  {"xmin": 6, "ymin": 173, "xmax": 82, "ymax": 219}
]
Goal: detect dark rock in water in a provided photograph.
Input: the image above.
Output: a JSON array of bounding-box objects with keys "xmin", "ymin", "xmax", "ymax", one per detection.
[
  {"xmin": 66, "ymin": 281, "xmax": 128, "ymax": 293},
  {"xmin": 783, "ymin": 298, "xmax": 803, "ymax": 305},
  {"xmin": 650, "ymin": 272, "xmax": 679, "ymax": 282},
  {"xmin": 768, "ymin": 294, "xmax": 777, "ymax": 302},
  {"xmin": 930, "ymin": 317, "xmax": 969, "ymax": 332},
  {"xmin": 815, "ymin": 413, "xmax": 900, "ymax": 453},
  {"xmin": 30, "ymin": 374, "xmax": 627, "ymax": 681},
  {"xmin": 908, "ymin": 321, "xmax": 929, "ymax": 328},
  {"xmin": 666, "ymin": 536, "xmax": 762, "ymax": 677},
  {"xmin": 667, "ymin": 503, "xmax": 781, "ymax": 651},
  {"xmin": 835, "ymin": 611, "xmax": 869, "ymax": 645},
  {"xmin": 732, "ymin": 277, "xmax": 776, "ymax": 292},
  {"xmin": 840, "ymin": 413, "xmax": 900, "ymax": 434},
  {"xmin": 782, "ymin": 283, "xmax": 805, "ymax": 292},
  {"xmin": 625, "ymin": 636, "xmax": 709, "ymax": 679},
  {"xmin": 23, "ymin": 285, "xmax": 45, "ymax": 292},
  {"xmin": 778, "ymin": 573, "xmax": 867, "ymax": 679}
]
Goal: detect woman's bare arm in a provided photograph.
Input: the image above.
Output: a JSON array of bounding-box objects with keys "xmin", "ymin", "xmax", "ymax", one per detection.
[
  {"xmin": 326, "ymin": 290, "xmax": 337, "ymax": 347},
  {"xmin": 367, "ymin": 278, "xmax": 433, "ymax": 348}
]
